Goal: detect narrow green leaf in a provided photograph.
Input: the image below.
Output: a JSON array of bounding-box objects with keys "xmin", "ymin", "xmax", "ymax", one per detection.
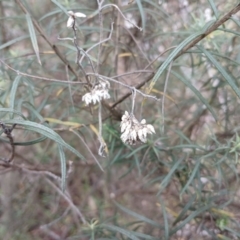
[
  {"xmin": 25, "ymin": 14, "xmax": 41, "ymax": 65},
  {"xmin": 114, "ymin": 201, "xmax": 162, "ymax": 228},
  {"xmin": 157, "ymin": 156, "xmax": 185, "ymax": 195},
  {"xmin": 136, "ymin": 0, "xmax": 145, "ymax": 31},
  {"xmin": 102, "ymin": 224, "xmax": 140, "ymax": 240},
  {"xmin": 58, "ymin": 144, "xmax": 66, "ymax": 191},
  {"xmin": 172, "ymin": 194, "xmax": 196, "ymax": 226},
  {"xmin": 143, "ymin": 0, "xmax": 170, "ymax": 18},
  {"xmin": 171, "ymin": 70, "xmax": 218, "ymax": 121},
  {"xmin": 170, "ymin": 203, "xmax": 213, "ymax": 235},
  {"xmin": 159, "ymin": 197, "xmax": 169, "ymax": 240},
  {"xmin": 180, "ymin": 159, "xmax": 201, "ymax": 197},
  {"xmin": 39, "ymin": 9, "xmax": 62, "ymax": 22},
  {"xmin": 51, "ymin": 0, "xmax": 69, "ymax": 15},
  {"xmin": 0, "ymin": 108, "xmax": 26, "ymax": 119},
  {"xmin": 0, "ymin": 135, "xmax": 46, "ymax": 146},
  {"xmin": 3, "ymin": 119, "xmax": 84, "ymax": 160},
  {"xmin": 9, "ymin": 75, "xmax": 22, "ymax": 118},
  {"xmin": 152, "ymin": 31, "xmax": 203, "ymax": 84},
  {"xmin": 224, "ymin": 226, "xmax": 240, "ymax": 237},
  {"xmin": 207, "ymin": 0, "xmax": 219, "ymax": 19},
  {"xmin": 200, "ymin": 46, "xmax": 240, "ymax": 99},
  {"xmin": 0, "ymin": 35, "xmax": 30, "ymax": 50}
]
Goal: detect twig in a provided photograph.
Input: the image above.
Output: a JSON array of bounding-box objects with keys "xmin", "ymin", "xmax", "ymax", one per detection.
[
  {"xmin": 131, "ymin": 88, "xmax": 136, "ymax": 115},
  {"xmin": 110, "ymin": 3, "xmax": 240, "ymax": 109},
  {"xmin": 45, "ymin": 178, "xmax": 86, "ymax": 224},
  {"xmin": 101, "ymin": 4, "xmax": 142, "ymax": 31},
  {"xmin": 79, "ymin": 22, "xmax": 114, "ymax": 65},
  {"xmin": 0, "ymin": 122, "xmax": 16, "ymax": 162},
  {"xmin": 70, "ymin": 129, "xmax": 104, "ymax": 171},
  {"xmin": 0, "ymin": 60, "xmax": 85, "ymax": 85},
  {"xmin": 97, "ymin": 101, "xmax": 106, "ymax": 157},
  {"xmin": 87, "ymin": 73, "xmax": 159, "ymax": 101}
]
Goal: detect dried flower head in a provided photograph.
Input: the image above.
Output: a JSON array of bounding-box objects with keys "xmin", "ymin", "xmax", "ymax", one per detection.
[
  {"xmin": 82, "ymin": 80, "xmax": 110, "ymax": 105},
  {"xmin": 67, "ymin": 11, "xmax": 86, "ymax": 28},
  {"xmin": 120, "ymin": 111, "xmax": 155, "ymax": 145}
]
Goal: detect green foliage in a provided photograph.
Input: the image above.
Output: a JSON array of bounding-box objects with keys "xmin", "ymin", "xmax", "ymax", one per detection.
[{"xmin": 0, "ymin": 0, "xmax": 240, "ymax": 239}]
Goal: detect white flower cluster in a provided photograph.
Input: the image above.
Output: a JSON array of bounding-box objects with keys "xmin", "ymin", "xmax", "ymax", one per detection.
[
  {"xmin": 82, "ymin": 81, "xmax": 110, "ymax": 105},
  {"xmin": 120, "ymin": 111, "xmax": 155, "ymax": 145},
  {"xmin": 67, "ymin": 11, "xmax": 86, "ymax": 28}
]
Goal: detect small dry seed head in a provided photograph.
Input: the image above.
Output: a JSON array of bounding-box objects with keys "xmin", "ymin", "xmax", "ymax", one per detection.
[{"xmin": 120, "ymin": 111, "xmax": 155, "ymax": 145}]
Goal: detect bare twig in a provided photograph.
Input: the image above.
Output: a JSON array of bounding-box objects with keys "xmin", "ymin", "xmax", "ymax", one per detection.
[
  {"xmin": 0, "ymin": 60, "xmax": 85, "ymax": 85},
  {"xmin": 0, "ymin": 122, "xmax": 16, "ymax": 162},
  {"xmin": 45, "ymin": 178, "xmax": 86, "ymax": 224}
]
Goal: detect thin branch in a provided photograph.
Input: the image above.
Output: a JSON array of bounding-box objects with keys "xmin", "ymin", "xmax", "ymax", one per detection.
[
  {"xmin": 87, "ymin": 73, "xmax": 159, "ymax": 101},
  {"xmin": 97, "ymin": 101, "xmax": 106, "ymax": 157},
  {"xmin": 131, "ymin": 88, "xmax": 136, "ymax": 115},
  {"xmin": 0, "ymin": 122, "xmax": 16, "ymax": 162},
  {"xmin": 101, "ymin": 4, "xmax": 142, "ymax": 31},
  {"xmin": 45, "ymin": 178, "xmax": 86, "ymax": 224},
  {"xmin": 79, "ymin": 22, "xmax": 114, "ymax": 64},
  {"xmin": 70, "ymin": 129, "xmax": 104, "ymax": 171},
  {"xmin": 0, "ymin": 60, "xmax": 85, "ymax": 85},
  {"xmin": 110, "ymin": 3, "xmax": 240, "ymax": 109}
]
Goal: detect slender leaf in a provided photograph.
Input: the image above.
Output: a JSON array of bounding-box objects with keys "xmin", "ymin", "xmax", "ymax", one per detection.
[
  {"xmin": 25, "ymin": 14, "xmax": 41, "ymax": 65},
  {"xmin": 0, "ymin": 135, "xmax": 46, "ymax": 145},
  {"xmin": 0, "ymin": 35, "xmax": 29, "ymax": 50},
  {"xmin": 51, "ymin": 0, "xmax": 69, "ymax": 15},
  {"xmin": 171, "ymin": 70, "xmax": 218, "ymax": 121},
  {"xmin": 0, "ymin": 108, "xmax": 26, "ymax": 119},
  {"xmin": 136, "ymin": 0, "xmax": 145, "ymax": 31},
  {"xmin": 3, "ymin": 119, "xmax": 85, "ymax": 160},
  {"xmin": 157, "ymin": 156, "xmax": 185, "ymax": 195},
  {"xmin": 159, "ymin": 197, "xmax": 169, "ymax": 240},
  {"xmin": 200, "ymin": 46, "xmax": 240, "ymax": 99},
  {"xmin": 9, "ymin": 75, "xmax": 22, "ymax": 118},
  {"xmin": 170, "ymin": 203, "xmax": 213, "ymax": 235},
  {"xmin": 151, "ymin": 31, "xmax": 203, "ymax": 84},
  {"xmin": 180, "ymin": 159, "xmax": 201, "ymax": 197},
  {"xmin": 172, "ymin": 194, "xmax": 196, "ymax": 226},
  {"xmin": 114, "ymin": 201, "xmax": 162, "ymax": 228},
  {"xmin": 102, "ymin": 224, "xmax": 140, "ymax": 240},
  {"xmin": 58, "ymin": 144, "xmax": 66, "ymax": 191},
  {"xmin": 207, "ymin": 0, "xmax": 219, "ymax": 19}
]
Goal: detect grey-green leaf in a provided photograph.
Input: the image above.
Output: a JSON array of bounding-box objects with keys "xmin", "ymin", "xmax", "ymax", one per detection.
[
  {"xmin": 3, "ymin": 119, "xmax": 84, "ymax": 160},
  {"xmin": 152, "ymin": 31, "xmax": 203, "ymax": 84},
  {"xmin": 58, "ymin": 144, "xmax": 66, "ymax": 191},
  {"xmin": 26, "ymin": 13, "xmax": 41, "ymax": 65},
  {"xmin": 200, "ymin": 46, "xmax": 240, "ymax": 99}
]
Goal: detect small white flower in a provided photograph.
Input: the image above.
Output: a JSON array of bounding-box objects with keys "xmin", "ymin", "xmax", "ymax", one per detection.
[
  {"xmin": 82, "ymin": 92, "xmax": 92, "ymax": 105},
  {"xmin": 82, "ymin": 81, "xmax": 111, "ymax": 105},
  {"xmin": 146, "ymin": 124, "xmax": 155, "ymax": 134},
  {"xmin": 67, "ymin": 11, "xmax": 86, "ymax": 28},
  {"xmin": 130, "ymin": 129, "xmax": 137, "ymax": 141},
  {"xmin": 67, "ymin": 16, "xmax": 75, "ymax": 28},
  {"xmin": 91, "ymin": 91, "xmax": 100, "ymax": 104},
  {"xmin": 120, "ymin": 112, "xmax": 155, "ymax": 145},
  {"xmin": 97, "ymin": 89, "xmax": 110, "ymax": 99}
]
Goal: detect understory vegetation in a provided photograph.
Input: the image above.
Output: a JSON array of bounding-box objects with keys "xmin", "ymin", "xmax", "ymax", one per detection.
[{"xmin": 0, "ymin": 0, "xmax": 240, "ymax": 239}]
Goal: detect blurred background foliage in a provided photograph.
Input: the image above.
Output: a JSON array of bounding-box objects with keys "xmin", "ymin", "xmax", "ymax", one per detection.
[{"xmin": 0, "ymin": 0, "xmax": 240, "ymax": 239}]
